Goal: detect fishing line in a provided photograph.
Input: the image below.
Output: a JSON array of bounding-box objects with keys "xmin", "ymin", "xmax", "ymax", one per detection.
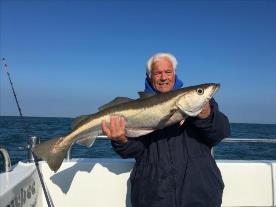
[{"xmin": 1, "ymin": 58, "xmax": 55, "ymax": 207}]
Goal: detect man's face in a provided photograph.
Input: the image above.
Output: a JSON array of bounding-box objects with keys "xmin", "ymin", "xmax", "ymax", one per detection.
[{"xmin": 150, "ymin": 57, "xmax": 175, "ymax": 93}]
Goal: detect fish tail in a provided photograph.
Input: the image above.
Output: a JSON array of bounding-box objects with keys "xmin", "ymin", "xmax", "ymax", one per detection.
[{"xmin": 32, "ymin": 137, "xmax": 70, "ymax": 172}]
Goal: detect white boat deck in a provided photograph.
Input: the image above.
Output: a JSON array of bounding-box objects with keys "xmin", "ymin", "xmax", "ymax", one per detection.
[{"xmin": 1, "ymin": 158, "xmax": 276, "ymax": 207}]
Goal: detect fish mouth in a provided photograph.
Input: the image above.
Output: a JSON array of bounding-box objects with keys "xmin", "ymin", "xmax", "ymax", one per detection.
[
  {"xmin": 213, "ymin": 83, "xmax": 220, "ymax": 94},
  {"xmin": 213, "ymin": 83, "xmax": 220, "ymax": 92},
  {"xmin": 207, "ymin": 83, "xmax": 220, "ymax": 99}
]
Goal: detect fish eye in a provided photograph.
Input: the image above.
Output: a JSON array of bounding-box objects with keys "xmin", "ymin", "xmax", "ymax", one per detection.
[{"xmin": 196, "ymin": 88, "xmax": 204, "ymax": 95}]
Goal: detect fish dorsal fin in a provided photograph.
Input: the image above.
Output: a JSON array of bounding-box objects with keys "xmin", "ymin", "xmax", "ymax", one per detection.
[
  {"xmin": 138, "ymin": 91, "xmax": 155, "ymax": 99},
  {"xmin": 98, "ymin": 97, "xmax": 134, "ymax": 111},
  {"xmin": 71, "ymin": 115, "xmax": 89, "ymax": 130}
]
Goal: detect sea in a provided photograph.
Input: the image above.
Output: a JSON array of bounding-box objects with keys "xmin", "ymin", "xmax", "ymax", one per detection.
[{"xmin": 1, "ymin": 116, "xmax": 276, "ymax": 172}]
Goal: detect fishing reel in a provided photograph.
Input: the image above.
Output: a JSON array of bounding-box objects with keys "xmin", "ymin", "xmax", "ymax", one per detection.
[{"xmin": 18, "ymin": 136, "xmax": 40, "ymax": 162}]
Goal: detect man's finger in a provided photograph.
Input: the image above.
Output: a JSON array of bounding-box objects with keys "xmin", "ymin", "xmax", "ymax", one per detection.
[
  {"xmin": 110, "ymin": 116, "xmax": 117, "ymax": 134},
  {"xmin": 120, "ymin": 117, "xmax": 125, "ymax": 129},
  {"xmin": 102, "ymin": 120, "xmax": 111, "ymax": 137},
  {"xmin": 114, "ymin": 116, "xmax": 121, "ymax": 130}
]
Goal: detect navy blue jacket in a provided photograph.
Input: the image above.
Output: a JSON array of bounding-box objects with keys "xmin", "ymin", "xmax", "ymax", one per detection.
[{"xmin": 112, "ymin": 98, "xmax": 230, "ymax": 207}]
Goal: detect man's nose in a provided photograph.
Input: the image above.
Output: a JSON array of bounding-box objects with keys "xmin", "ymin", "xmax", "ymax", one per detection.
[{"xmin": 160, "ymin": 72, "xmax": 167, "ymax": 80}]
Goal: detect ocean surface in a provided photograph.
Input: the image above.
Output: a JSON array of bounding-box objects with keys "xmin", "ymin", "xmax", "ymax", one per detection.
[{"xmin": 1, "ymin": 116, "xmax": 276, "ymax": 172}]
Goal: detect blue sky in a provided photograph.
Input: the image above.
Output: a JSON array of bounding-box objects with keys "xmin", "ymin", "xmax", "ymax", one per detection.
[{"xmin": 1, "ymin": 0, "xmax": 275, "ymax": 124}]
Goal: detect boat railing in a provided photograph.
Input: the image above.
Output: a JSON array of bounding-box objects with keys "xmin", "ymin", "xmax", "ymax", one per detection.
[
  {"xmin": 222, "ymin": 138, "xmax": 276, "ymax": 144},
  {"xmin": 2, "ymin": 137, "xmax": 276, "ymax": 171},
  {"xmin": 3, "ymin": 136, "xmax": 276, "ymax": 172},
  {"xmin": 212, "ymin": 138, "xmax": 276, "ymax": 157},
  {"xmin": 0, "ymin": 146, "xmax": 12, "ymax": 172},
  {"xmin": 64, "ymin": 136, "xmax": 276, "ymax": 160}
]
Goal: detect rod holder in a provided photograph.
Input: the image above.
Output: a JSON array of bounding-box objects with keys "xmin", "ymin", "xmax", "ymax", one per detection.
[{"xmin": 27, "ymin": 136, "xmax": 40, "ymax": 162}]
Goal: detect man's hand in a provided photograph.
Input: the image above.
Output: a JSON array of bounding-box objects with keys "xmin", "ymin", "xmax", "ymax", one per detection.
[
  {"xmin": 102, "ymin": 116, "xmax": 128, "ymax": 144},
  {"xmin": 197, "ymin": 102, "xmax": 211, "ymax": 119}
]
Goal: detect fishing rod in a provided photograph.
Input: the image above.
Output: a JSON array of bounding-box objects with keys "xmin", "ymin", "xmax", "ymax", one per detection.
[
  {"xmin": 1, "ymin": 58, "xmax": 23, "ymax": 117},
  {"xmin": 1, "ymin": 58, "xmax": 55, "ymax": 207}
]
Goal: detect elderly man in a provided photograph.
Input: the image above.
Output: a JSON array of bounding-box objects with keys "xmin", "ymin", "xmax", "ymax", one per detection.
[{"xmin": 102, "ymin": 53, "xmax": 230, "ymax": 207}]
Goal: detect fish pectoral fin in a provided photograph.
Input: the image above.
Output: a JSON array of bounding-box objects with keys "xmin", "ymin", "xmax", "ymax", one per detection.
[
  {"xmin": 167, "ymin": 110, "xmax": 187, "ymax": 124},
  {"xmin": 156, "ymin": 108, "xmax": 182, "ymax": 129},
  {"xmin": 76, "ymin": 135, "xmax": 97, "ymax": 147},
  {"xmin": 125, "ymin": 128, "xmax": 154, "ymax": 137}
]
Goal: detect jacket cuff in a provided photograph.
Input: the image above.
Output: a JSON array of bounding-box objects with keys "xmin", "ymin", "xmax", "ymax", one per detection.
[{"xmin": 111, "ymin": 140, "xmax": 132, "ymax": 150}]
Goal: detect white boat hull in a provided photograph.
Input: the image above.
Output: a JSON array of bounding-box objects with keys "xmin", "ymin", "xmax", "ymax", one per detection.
[
  {"xmin": 0, "ymin": 162, "xmax": 43, "ymax": 207},
  {"xmin": 1, "ymin": 159, "xmax": 276, "ymax": 207}
]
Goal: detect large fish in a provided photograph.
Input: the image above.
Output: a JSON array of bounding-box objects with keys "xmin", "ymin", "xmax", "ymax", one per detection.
[{"xmin": 33, "ymin": 83, "xmax": 220, "ymax": 172}]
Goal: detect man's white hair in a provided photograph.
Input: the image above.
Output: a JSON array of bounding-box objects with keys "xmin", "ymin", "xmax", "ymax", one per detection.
[{"xmin": 146, "ymin": 53, "xmax": 178, "ymax": 78}]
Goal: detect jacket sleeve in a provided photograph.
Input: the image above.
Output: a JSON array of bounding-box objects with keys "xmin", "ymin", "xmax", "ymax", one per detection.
[
  {"xmin": 187, "ymin": 98, "xmax": 231, "ymax": 147},
  {"xmin": 111, "ymin": 137, "xmax": 146, "ymax": 159}
]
